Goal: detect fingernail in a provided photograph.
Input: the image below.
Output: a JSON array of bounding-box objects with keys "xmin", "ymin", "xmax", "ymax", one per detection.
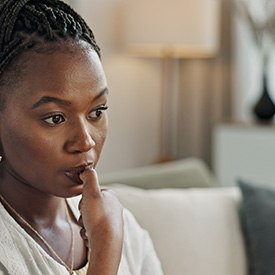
[
  {"xmin": 84, "ymin": 165, "xmax": 94, "ymax": 171},
  {"xmin": 79, "ymin": 166, "xmax": 95, "ymax": 181}
]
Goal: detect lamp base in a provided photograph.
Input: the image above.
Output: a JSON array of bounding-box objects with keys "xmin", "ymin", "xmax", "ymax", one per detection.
[{"xmin": 253, "ymin": 71, "xmax": 275, "ymax": 122}]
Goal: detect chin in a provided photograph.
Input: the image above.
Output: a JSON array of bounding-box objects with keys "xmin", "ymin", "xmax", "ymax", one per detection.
[
  {"xmin": 54, "ymin": 185, "xmax": 83, "ymax": 199},
  {"xmin": 67, "ymin": 185, "xmax": 84, "ymax": 198}
]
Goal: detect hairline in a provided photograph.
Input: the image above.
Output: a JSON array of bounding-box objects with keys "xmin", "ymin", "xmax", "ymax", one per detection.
[{"xmin": 0, "ymin": 39, "xmax": 100, "ymax": 111}]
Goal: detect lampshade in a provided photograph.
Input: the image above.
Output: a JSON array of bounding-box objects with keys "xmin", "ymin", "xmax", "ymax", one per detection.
[{"xmin": 120, "ymin": 0, "xmax": 221, "ymax": 58}]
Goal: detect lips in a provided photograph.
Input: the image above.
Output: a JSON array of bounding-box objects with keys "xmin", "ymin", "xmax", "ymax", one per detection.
[{"xmin": 65, "ymin": 164, "xmax": 93, "ymax": 184}]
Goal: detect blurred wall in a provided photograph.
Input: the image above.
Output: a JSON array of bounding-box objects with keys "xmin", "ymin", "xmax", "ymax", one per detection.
[{"xmin": 69, "ymin": 0, "xmax": 233, "ymax": 174}]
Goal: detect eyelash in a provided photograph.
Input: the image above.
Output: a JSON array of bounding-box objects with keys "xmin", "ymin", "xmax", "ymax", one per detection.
[
  {"xmin": 42, "ymin": 105, "xmax": 109, "ymax": 126},
  {"xmin": 88, "ymin": 105, "xmax": 108, "ymax": 120}
]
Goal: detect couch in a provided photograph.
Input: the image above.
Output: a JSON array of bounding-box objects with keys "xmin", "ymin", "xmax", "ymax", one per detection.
[
  {"xmin": 100, "ymin": 158, "xmax": 218, "ymax": 189},
  {"xmin": 100, "ymin": 158, "xmax": 248, "ymax": 275}
]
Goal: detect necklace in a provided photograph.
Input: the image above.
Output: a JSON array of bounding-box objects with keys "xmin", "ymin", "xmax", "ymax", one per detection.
[{"xmin": 0, "ymin": 194, "xmax": 75, "ymax": 275}]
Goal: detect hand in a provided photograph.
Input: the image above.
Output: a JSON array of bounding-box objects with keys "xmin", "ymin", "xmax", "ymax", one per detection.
[{"xmin": 78, "ymin": 168, "xmax": 123, "ymax": 275}]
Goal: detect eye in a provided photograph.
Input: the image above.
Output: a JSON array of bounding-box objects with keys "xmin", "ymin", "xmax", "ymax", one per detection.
[
  {"xmin": 43, "ymin": 114, "xmax": 65, "ymax": 126},
  {"xmin": 88, "ymin": 105, "xmax": 108, "ymax": 121}
]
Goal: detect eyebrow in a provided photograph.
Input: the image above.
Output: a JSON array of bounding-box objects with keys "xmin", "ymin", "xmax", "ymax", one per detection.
[
  {"xmin": 31, "ymin": 87, "xmax": 109, "ymax": 109},
  {"xmin": 31, "ymin": 96, "xmax": 71, "ymax": 109},
  {"xmin": 93, "ymin": 87, "xmax": 109, "ymax": 101}
]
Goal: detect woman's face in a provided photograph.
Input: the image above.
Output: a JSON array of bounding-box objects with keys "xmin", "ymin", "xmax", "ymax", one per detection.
[{"xmin": 0, "ymin": 43, "xmax": 108, "ymax": 197}]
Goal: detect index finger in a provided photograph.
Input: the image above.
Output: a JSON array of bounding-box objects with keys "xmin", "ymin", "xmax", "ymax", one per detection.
[{"xmin": 80, "ymin": 168, "xmax": 101, "ymax": 197}]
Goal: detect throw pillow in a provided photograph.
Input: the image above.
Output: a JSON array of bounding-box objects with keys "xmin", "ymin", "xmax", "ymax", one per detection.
[
  {"xmin": 238, "ymin": 180, "xmax": 275, "ymax": 275},
  {"xmin": 112, "ymin": 184, "xmax": 246, "ymax": 275}
]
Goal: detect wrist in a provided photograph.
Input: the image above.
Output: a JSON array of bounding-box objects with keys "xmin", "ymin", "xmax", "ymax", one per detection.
[{"xmin": 87, "ymin": 233, "xmax": 123, "ymax": 275}]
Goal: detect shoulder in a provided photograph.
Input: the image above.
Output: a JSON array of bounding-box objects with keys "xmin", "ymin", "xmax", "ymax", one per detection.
[
  {"xmin": 123, "ymin": 208, "xmax": 149, "ymax": 246},
  {"xmin": 0, "ymin": 203, "xmax": 30, "ymax": 273},
  {"xmin": 121, "ymin": 208, "xmax": 164, "ymax": 274},
  {"xmin": 123, "ymin": 208, "xmax": 144, "ymax": 234}
]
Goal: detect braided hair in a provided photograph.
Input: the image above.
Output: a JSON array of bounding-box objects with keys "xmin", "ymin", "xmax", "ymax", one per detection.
[{"xmin": 0, "ymin": 0, "xmax": 100, "ymax": 77}]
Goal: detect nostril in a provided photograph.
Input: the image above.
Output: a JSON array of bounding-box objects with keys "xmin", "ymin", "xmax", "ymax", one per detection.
[{"xmin": 65, "ymin": 130, "xmax": 95, "ymax": 153}]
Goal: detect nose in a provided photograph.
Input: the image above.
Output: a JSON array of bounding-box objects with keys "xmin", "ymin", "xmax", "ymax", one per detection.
[{"xmin": 65, "ymin": 119, "xmax": 95, "ymax": 153}]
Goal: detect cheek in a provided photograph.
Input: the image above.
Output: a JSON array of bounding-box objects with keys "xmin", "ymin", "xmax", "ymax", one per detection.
[
  {"xmin": 94, "ymin": 122, "xmax": 108, "ymax": 154},
  {"xmin": 1, "ymin": 123, "xmax": 58, "ymax": 166}
]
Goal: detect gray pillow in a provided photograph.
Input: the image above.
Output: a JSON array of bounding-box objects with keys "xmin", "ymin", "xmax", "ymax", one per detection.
[{"xmin": 238, "ymin": 180, "xmax": 275, "ymax": 275}]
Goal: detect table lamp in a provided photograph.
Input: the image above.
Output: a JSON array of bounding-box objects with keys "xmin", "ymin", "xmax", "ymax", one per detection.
[{"xmin": 120, "ymin": 0, "xmax": 221, "ymax": 162}]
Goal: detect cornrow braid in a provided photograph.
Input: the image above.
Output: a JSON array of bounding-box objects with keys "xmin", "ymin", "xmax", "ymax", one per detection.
[{"xmin": 0, "ymin": 0, "xmax": 100, "ymax": 75}]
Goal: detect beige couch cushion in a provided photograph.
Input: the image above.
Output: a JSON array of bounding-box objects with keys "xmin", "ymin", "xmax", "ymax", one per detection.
[{"xmin": 111, "ymin": 185, "xmax": 247, "ymax": 275}]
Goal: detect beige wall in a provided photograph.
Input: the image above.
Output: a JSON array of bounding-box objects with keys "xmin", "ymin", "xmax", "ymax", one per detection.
[
  {"xmin": 71, "ymin": 0, "xmax": 236, "ymax": 174},
  {"xmin": 68, "ymin": 0, "xmax": 275, "ymax": 175}
]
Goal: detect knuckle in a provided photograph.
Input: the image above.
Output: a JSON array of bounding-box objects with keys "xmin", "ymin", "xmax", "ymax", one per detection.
[{"xmin": 80, "ymin": 227, "xmax": 88, "ymax": 240}]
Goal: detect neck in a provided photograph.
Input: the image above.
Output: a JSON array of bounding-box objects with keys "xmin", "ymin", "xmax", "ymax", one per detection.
[
  {"xmin": 0, "ymin": 163, "xmax": 88, "ymax": 271},
  {"xmin": 0, "ymin": 163, "xmax": 66, "ymax": 225}
]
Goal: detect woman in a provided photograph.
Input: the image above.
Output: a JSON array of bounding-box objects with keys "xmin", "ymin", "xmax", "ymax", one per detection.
[{"xmin": 0, "ymin": 1, "xmax": 163, "ymax": 274}]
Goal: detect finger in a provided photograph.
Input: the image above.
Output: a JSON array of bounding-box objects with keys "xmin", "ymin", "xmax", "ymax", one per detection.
[
  {"xmin": 84, "ymin": 239, "xmax": 90, "ymax": 248},
  {"xmin": 80, "ymin": 168, "xmax": 101, "ymax": 196},
  {"xmin": 79, "ymin": 167, "xmax": 97, "ymax": 184},
  {"xmin": 78, "ymin": 215, "xmax": 83, "ymax": 226},
  {"xmin": 79, "ymin": 228, "xmax": 90, "ymax": 247},
  {"xmin": 80, "ymin": 227, "xmax": 88, "ymax": 240},
  {"xmin": 78, "ymin": 198, "xmax": 82, "ymax": 211}
]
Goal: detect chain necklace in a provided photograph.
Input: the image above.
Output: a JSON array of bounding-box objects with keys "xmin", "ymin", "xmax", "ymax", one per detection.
[{"xmin": 0, "ymin": 194, "xmax": 75, "ymax": 275}]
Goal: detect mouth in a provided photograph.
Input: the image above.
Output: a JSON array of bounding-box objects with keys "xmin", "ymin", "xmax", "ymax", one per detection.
[{"xmin": 65, "ymin": 164, "xmax": 93, "ymax": 184}]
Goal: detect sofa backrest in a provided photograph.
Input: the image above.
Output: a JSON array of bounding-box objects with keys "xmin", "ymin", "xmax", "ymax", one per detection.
[
  {"xmin": 111, "ymin": 185, "xmax": 247, "ymax": 275},
  {"xmin": 100, "ymin": 158, "xmax": 218, "ymax": 189}
]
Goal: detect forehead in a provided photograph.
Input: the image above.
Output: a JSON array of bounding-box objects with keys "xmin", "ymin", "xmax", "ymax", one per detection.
[{"xmin": 7, "ymin": 44, "xmax": 107, "ymax": 102}]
